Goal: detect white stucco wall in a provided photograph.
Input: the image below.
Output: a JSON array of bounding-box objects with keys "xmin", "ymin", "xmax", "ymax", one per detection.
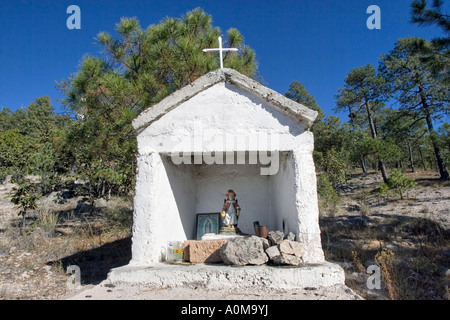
[
  {"xmin": 270, "ymin": 152, "xmax": 298, "ymax": 233},
  {"xmin": 137, "ymin": 83, "xmax": 311, "ymax": 155},
  {"xmin": 131, "ymin": 81, "xmax": 324, "ymax": 265}
]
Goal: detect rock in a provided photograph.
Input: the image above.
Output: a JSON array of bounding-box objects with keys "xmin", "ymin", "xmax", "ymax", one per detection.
[
  {"xmin": 273, "ymin": 253, "xmax": 302, "ymax": 266},
  {"xmin": 339, "ymin": 262, "xmax": 354, "ymax": 270},
  {"xmin": 183, "ymin": 239, "xmax": 227, "ymax": 263},
  {"xmin": 220, "ymin": 236, "xmax": 268, "ymax": 266},
  {"xmin": 385, "ymin": 242, "xmax": 400, "ymax": 253},
  {"xmin": 42, "ymin": 192, "xmax": 60, "ymax": 206},
  {"xmin": 286, "ymin": 232, "xmax": 296, "ymax": 241},
  {"xmin": 267, "ymin": 231, "xmax": 284, "ymax": 246},
  {"xmin": 260, "ymin": 238, "xmax": 270, "ymax": 250},
  {"xmin": 2, "ymin": 175, "xmax": 12, "ymax": 185},
  {"xmin": 350, "ymin": 272, "xmax": 366, "ymax": 285},
  {"xmin": 93, "ymin": 198, "xmax": 108, "ymax": 209},
  {"xmin": 75, "ymin": 202, "xmax": 92, "ymax": 215},
  {"xmin": 279, "ymin": 240, "xmax": 305, "ymax": 258},
  {"xmin": 361, "ymin": 240, "xmax": 383, "ymax": 251},
  {"xmin": 265, "ymin": 245, "xmax": 281, "ymax": 260}
]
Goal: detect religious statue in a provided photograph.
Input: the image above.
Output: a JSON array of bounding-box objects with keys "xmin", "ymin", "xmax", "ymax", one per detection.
[{"xmin": 220, "ymin": 189, "xmax": 241, "ymax": 234}]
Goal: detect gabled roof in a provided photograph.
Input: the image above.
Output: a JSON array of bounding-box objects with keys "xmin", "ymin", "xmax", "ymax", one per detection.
[{"xmin": 132, "ymin": 68, "xmax": 318, "ymax": 134}]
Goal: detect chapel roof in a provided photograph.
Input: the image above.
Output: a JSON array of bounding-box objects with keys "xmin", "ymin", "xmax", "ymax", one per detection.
[{"xmin": 132, "ymin": 68, "xmax": 318, "ymax": 134}]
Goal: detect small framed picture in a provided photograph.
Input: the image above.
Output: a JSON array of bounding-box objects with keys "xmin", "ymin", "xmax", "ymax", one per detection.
[{"xmin": 196, "ymin": 213, "xmax": 220, "ymax": 240}]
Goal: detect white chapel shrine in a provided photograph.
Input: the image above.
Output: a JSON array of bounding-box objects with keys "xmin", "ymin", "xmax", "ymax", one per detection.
[{"xmin": 129, "ymin": 68, "xmax": 326, "ymax": 266}]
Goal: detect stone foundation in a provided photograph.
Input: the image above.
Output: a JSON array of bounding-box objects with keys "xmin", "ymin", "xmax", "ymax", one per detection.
[{"xmin": 108, "ymin": 262, "xmax": 346, "ymax": 290}]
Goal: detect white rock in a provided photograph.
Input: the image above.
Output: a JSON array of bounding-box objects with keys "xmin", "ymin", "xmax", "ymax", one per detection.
[
  {"xmin": 279, "ymin": 240, "xmax": 305, "ymax": 258},
  {"xmin": 268, "ymin": 231, "xmax": 284, "ymax": 245},
  {"xmin": 273, "ymin": 253, "xmax": 302, "ymax": 266},
  {"xmin": 265, "ymin": 245, "xmax": 281, "ymax": 260}
]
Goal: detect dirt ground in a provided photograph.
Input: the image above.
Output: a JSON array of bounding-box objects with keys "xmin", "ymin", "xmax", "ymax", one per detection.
[
  {"xmin": 65, "ymin": 282, "xmax": 361, "ymax": 300},
  {"xmin": 337, "ymin": 171, "xmax": 449, "ymax": 228},
  {"xmin": 321, "ymin": 171, "xmax": 450, "ymax": 300},
  {"xmin": 0, "ymin": 171, "xmax": 449, "ymax": 300}
]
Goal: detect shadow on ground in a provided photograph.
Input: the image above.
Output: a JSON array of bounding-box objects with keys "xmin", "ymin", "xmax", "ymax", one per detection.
[{"xmin": 49, "ymin": 237, "xmax": 132, "ymax": 285}]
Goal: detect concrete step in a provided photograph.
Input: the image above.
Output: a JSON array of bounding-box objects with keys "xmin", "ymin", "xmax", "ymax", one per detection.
[{"xmin": 107, "ymin": 261, "xmax": 346, "ymax": 290}]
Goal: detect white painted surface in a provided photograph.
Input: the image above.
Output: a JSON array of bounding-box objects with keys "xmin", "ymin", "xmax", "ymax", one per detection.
[
  {"xmin": 131, "ymin": 75, "xmax": 324, "ymax": 266},
  {"xmin": 109, "ymin": 262, "xmax": 346, "ymax": 289},
  {"xmin": 137, "ymin": 83, "xmax": 312, "ymax": 155},
  {"xmin": 133, "ymin": 68, "xmax": 318, "ymax": 133}
]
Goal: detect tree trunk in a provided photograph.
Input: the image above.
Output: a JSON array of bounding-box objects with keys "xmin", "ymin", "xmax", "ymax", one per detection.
[
  {"xmin": 360, "ymin": 155, "xmax": 368, "ymax": 175},
  {"xmin": 365, "ymin": 101, "xmax": 389, "ymax": 183},
  {"xmin": 408, "ymin": 141, "xmax": 415, "ymax": 173},
  {"xmin": 419, "ymin": 87, "xmax": 450, "ymax": 180},
  {"xmin": 418, "ymin": 147, "xmax": 427, "ymax": 170},
  {"xmin": 378, "ymin": 160, "xmax": 389, "ymax": 184}
]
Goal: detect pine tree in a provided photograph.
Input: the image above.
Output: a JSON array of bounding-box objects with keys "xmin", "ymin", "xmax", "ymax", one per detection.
[
  {"xmin": 381, "ymin": 109, "xmax": 428, "ymax": 173},
  {"xmin": 285, "ymin": 80, "xmax": 325, "ymax": 122},
  {"xmin": 410, "ymin": 0, "xmax": 450, "ymax": 84},
  {"xmin": 57, "ymin": 8, "xmax": 259, "ymax": 197},
  {"xmin": 336, "ymin": 64, "xmax": 390, "ymax": 183},
  {"xmin": 380, "ymin": 37, "xmax": 450, "ymax": 180}
]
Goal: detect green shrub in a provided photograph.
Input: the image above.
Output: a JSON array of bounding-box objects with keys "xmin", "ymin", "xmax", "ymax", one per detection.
[
  {"xmin": 388, "ymin": 170, "xmax": 417, "ymax": 200},
  {"xmin": 318, "ymin": 174, "xmax": 341, "ymax": 216},
  {"xmin": 377, "ymin": 170, "xmax": 416, "ymax": 200},
  {"xmin": 9, "ymin": 181, "xmax": 41, "ymax": 233}
]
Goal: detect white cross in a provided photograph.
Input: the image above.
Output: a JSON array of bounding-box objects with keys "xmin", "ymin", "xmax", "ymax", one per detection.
[{"xmin": 203, "ymin": 36, "xmax": 238, "ymax": 69}]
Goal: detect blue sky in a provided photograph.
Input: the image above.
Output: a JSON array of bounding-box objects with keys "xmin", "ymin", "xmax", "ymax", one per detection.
[{"xmin": 0, "ymin": 0, "xmax": 447, "ymax": 119}]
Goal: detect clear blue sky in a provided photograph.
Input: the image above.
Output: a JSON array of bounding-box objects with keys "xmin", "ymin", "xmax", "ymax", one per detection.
[{"xmin": 0, "ymin": 0, "xmax": 447, "ymax": 119}]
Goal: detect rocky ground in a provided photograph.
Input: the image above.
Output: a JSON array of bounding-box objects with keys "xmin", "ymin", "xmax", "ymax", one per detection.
[
  {"xmin": 0, "ymin": 181, "xmax": 132, "ymax": 299},
  {"xmin": 0, "ymin": 182, "xmax": 68, "ymax": 299},
  {"xmin": 0, "ymin": 170, "xmax": 449, "ymax": 300},
  {"xmin": 321, "ymin": 171, "xmax": 450, "ymax": 300}
]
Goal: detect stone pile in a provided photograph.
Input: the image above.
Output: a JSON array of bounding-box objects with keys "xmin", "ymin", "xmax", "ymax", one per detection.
[
  {"xmin": 182, "ymin": 230, "xmax": 305, "ymax": 267},
  {"xmin": 263, "ymin": 230, "xmax": 305, "ymax": 266}
]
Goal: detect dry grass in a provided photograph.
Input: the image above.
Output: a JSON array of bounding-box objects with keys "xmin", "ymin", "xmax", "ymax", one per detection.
[
  {"xmin": 1, "ymin": 170, "xmax": 449, "ymax": 300},
  {"xmin": 320, "ymin": 170, "xmax": 450, "ymax": 300},
  {"xmin": 375, "ymin": 250, "xmax": 397, "ymax": 300},
  {"xmin": 0, "ymin": 193, "xmax": 133, "ymax": 299}
]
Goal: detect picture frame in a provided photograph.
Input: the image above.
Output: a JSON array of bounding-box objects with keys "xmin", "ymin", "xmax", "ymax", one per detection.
[{"xmin": 196, "ymin": 212, "xmax": 220, "ymax": 240}]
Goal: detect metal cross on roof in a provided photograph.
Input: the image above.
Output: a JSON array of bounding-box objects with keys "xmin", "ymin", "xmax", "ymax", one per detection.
[{"xmin": 203, "ymin": 36, "xmax": 238, "ymax": 69}]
